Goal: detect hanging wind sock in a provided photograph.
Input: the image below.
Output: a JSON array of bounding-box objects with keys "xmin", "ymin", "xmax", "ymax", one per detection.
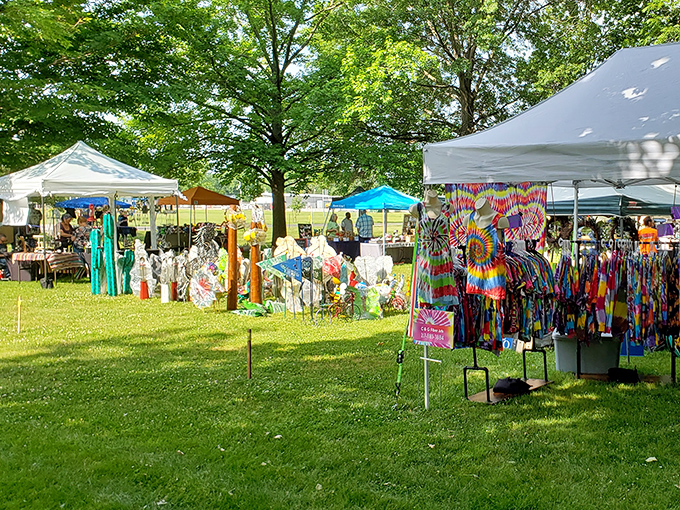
[
  {"xmin": 90, "ymin": 228, "xmax": 102, "ymax": 295},
  {"xmin": 103, "ymin": 213, "xmax": 118, "ymax": 296}
]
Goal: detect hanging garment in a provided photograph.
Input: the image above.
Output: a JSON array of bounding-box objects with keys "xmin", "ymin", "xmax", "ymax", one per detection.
[
  {"xmin": 466, "ymin": 212, "xmax": 506, "ymax": 300},
  {"xmin": 415, "ymin": 203, "xmax": 458, "ymax": 307}
]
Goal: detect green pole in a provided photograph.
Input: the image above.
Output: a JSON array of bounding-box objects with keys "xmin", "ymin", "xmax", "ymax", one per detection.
[{"xmin": 394, "ymin": 227, "xmax": 419, "ymax": 409}]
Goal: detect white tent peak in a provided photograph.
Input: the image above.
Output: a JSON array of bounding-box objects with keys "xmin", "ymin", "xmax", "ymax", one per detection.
[
  {"xmin": 0, "ymin": 140, "xmax": 180, "ymax": 200},
  {"xmin": 423, "ymin": 43, "xmax": 680, "ymax": 188}
]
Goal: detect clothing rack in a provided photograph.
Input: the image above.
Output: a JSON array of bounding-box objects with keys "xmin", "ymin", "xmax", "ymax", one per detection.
[{"xmin": 556, "ymin": 241, "xmax": 679, "ymax": 383}]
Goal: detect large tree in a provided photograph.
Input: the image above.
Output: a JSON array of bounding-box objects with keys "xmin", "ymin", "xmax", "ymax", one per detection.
[
  {"xmin": 0, "ymin": 0, "xmax": 124, "ymax": 174},
  {"xmin": 323, "ymin": 0, "xmax": 667, "ymax": 193},
  {"xmin": 90, "ymin": 0, "xmax": 344, "ymax": 243}
]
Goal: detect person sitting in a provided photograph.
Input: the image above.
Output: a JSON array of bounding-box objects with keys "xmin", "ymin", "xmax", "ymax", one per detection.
[
  {"xmin": 356, "ymin": 209, "xmax": 374, "ymax": 242},
  {"xmin": 59, "ymin": 213, "xmax": 75, "ymax": 250},
  {"xmin": 0, "ymin": 233, "xmax": 10, "ymax": 279},
  {"xmin": 638, "ymin": 216, "xmax": 658, "ymax": 255},
  {"xmin": 326, "ymin": 213, "xmax": 340, "ymax": 237},
  {"xmin": 341, "ymin": 212, "xmax": 353, "ymax": 238}
]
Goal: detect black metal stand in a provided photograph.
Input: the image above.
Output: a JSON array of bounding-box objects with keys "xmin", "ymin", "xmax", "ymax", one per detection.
[
  {"xmin": 576, "ymin": 340, "xmax": 582, "ymax": 379},
  {"xmin": 463, "ymin": 345, "xmax": 491, "ymax": 402},
  {"xmin": 522, "ymin": 346, "xmax": 549, "ymax": 382}
]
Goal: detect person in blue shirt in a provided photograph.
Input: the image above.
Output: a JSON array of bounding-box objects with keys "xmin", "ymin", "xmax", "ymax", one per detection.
[{"xmin": 356, "ymin": 209, "xmax": 374, "ymax": 242}]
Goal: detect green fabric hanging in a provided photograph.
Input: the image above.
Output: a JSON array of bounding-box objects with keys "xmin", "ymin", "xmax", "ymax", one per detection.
[
  {"xmin": 121, "ymin": 249, "xmax": 135, "ymax": 294},
  {"xmin": 90, "ymin": 229, "xmax": 102, "ymax": 295},
  {"xmin": 103, "ymin": 213, "xmax": 118, "ymax": 296}
]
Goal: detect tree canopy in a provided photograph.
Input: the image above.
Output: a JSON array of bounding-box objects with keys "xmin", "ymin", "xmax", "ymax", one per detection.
[{"xmin": 3, "ymin": 0, "xmax": 680, "ymax": 242}]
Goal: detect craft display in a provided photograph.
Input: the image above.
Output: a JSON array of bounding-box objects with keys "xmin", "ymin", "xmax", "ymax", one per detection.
[
  {"xmin": 130, "ymin": 240, "xmax": 156, "ymax": 298},
  {"xmin": 411, "ymin": 186, "xmax": 554, "ymax": 354},
  {"xmin": 90, "ymin": 228, "xmax": 102, "ymax": 295},
  {"xmin": 103, "ymin": 213, "xmax": 118, "ymax": 297},
  {"xmin": 412, "ymin": 198, "xmax": 457, "ymax": 307},
  {"xmin": 445, "ymin": 182, "xmax": 547, "ymax": 248},
  {"xmin": 120, "ymin": 249, "xmax": 135, "ymax": 295},
  {"xmin": 465, "ymin": 203, "xmax": 507, "ymax": 301},
  {"xmin": 553, "ymin": 243, "xmax": 680, "ymax": 350}
]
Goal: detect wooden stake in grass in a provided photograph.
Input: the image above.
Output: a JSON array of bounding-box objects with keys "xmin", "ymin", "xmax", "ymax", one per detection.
[
  {"xmin": 17, "ymin": 295, "xmax": 21, "ymax": 334},
  {"xmin": 247, "ymin": 329, "xmax": 252, "ymax": 379}
]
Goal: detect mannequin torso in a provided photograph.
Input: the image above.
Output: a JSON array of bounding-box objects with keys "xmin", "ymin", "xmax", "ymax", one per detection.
[
  {"xmin": 463, "ymin": 198, "xmax": 509, "ymax": 229},
  {"xmin": 410, "ymin": 189, "xmax": 442, "ymax": 219}
]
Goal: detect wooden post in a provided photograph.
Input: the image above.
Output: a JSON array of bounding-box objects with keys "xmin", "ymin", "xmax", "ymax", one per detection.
[
  {"xmin": 247, "ymin": 329, "xmax": 252, "ymax": 379},
  {"xmin": 227, "ymin": 226, "xmax": 238, "ymax": 310},
  {"xmin": 16, "ymin": 296, "xmax": 21, "ymax": 333},
  {"xmin": 250, "ymin": 244, "xmax": 262, "ymax": 304}
]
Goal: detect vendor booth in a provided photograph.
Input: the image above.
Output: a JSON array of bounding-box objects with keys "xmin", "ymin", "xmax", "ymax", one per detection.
[
  {"xmin": 0, "ymin": 141, "xmax": 181, "ymax": 285},
  {"xmin": 328, "ymin": 185, "xmax": 419, "ymax": 259},
  {"xmin": 405, "ymin": 43, "xmax": 680, "ymax": 405},
  {"xmin": 157, "ymin": 186, "xmax": 240, "ymax": 249}
]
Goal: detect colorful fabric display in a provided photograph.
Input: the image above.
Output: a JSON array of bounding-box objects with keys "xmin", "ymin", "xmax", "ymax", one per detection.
[
  {"xmin": 553, "ymin": 245, "xmax": 680, "ymax": 350},
  {"xmin": 417, "ymin": 242, "xmax": 555, "ymax": 353},
  {"xmin": 90, "ymin": 228, "xmax": 102, "ymax": 295},
  {"xmin": 103, "ymin": 213, "xmax": 117, "ymax": 297},
  {"xmin": 415, "ymin": 202, "xmax": 458, "ymax": 307},
  {"xmin": 445, "ymin": 182, "xmax": 547, "ymax": 249},
  {"xmin": 466, "ymin": 212, "xmax": 506, "ymax": 301},
  {"xmin": 121, "ymin": 249, "xmax": 135, "ymax": 294}
]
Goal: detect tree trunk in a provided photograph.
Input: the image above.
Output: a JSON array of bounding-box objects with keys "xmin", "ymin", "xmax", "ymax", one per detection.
[
  {"xmin": 270, "ymin": 169, "xmax": 287, "ymax": 247},
  {"xmin": 458, "ymin": 73, "xmax": 476, "ymax": 136}
]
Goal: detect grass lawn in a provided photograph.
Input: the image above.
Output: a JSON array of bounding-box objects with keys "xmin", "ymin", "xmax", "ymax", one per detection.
[{"xmin": 1, "ymin": 279, "xmax": 680, "ymax": 509}]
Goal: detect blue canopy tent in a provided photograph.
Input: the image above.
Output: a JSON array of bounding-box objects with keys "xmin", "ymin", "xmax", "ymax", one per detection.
[
  {"xmin": 329, "ymin": 185, "xmax": 419, "ymax": 255},
  {"xmin": 55, "ymin": 196, "xmax": 132, "ymax": 209}
]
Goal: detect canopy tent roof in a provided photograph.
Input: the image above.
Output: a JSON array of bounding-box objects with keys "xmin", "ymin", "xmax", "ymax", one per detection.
[
  {"xmin": 55, "ymin": 196, "xmax": 132, "ymax": 209},
  {"xmin": 0, "ymin": 141, "xmax": 181, "ymax": 200},
  {"xmin": 548, "ymin": 185, "xmax": 679, "ymax": 216},
  {"xmin": 423, "ymin": 43, "xmax": 680, "ymax": 189},
  {"xmin": 329, "ymin": 185, "xmax": 419, "ymax": 210},
  {"xmin": 157, "ymin": 186, "xmax": 239, "ymax": 206}
]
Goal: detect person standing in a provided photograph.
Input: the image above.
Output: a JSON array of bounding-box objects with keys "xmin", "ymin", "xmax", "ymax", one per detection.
[
  {"xmin": 326, "ymin": 213, "xmax": 340, "ymax": 237},
  {"xmin": 73, "ymin": 216, "xmax": 92, "ymax": 258},
  {"xmin": 356, "ymin": 209, "xmax": 374, "ymax": 242},
  {"xmin": 638, "ymin": 216, "xmax": 658, "ymax": 255},
  {"xmin": 341, "ymin": 212, "xmax": 354, "ymax": 237}
]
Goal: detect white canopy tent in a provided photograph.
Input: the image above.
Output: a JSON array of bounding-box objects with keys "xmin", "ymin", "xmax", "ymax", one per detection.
[
  {"xmin": 0, "ymin": 141, "xmax": 182, "ymax": 250},
  {"xmin": 424, "ymin": 43, "xmax": 680, "ymax": 189}
]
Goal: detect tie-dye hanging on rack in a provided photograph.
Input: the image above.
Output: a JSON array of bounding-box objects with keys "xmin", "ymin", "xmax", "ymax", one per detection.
[{"xmin": 445, "ymin": 182, "xmax": 547, "ymax": 249}]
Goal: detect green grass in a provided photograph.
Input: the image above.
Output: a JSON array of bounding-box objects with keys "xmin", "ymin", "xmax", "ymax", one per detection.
[{"xmin": 1, "ymin": 280, "xmax": 680, "ymax": 509}]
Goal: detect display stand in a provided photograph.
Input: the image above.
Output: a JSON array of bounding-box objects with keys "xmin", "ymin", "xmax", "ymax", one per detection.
[
  {"xmin": 463, "ymin": 345, "xmax": 491, "ymax": 403},
  {"xmin": 672, "ymin": 348, "xmax": 677, "ymax": 384},
  {"xmin": 523, "ymin": 346, "xmax": 549, "ymax": 382}
]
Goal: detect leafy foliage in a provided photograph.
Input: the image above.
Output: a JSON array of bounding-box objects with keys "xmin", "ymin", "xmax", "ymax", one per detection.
[
  {"xmin": 89, "ymin": 0, "xmax": 345, "ymax": 242},
  {"xmin": 0, "ymin": 0, "xmax": 123, "ymax": 174}
]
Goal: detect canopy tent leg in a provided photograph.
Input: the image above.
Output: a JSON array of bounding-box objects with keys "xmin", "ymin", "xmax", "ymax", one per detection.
[
  {"xmin": 149, "ymin": 196, "xmax": 157, "ymax": 250},
  {"xmin": 41, "ymin": 195, "xmax": 47, "ymax": 278},
  {"xmin": 321, "ymin": 207, "xmax": 332, "ymax": 235},
  {"xmin": 109, "ymin": 192, "xmax": 118, "ymax": 253},
  {"xmin": 572, "ymin": 182, "xmax": 579, "ymax": 262},
  {"xmin": 176, "ymin": 196, "xmax": 180, "ymax": 249},
  {"xmin": 382, "ymin": 209, "xmax": 387, "ymax": 256}
]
